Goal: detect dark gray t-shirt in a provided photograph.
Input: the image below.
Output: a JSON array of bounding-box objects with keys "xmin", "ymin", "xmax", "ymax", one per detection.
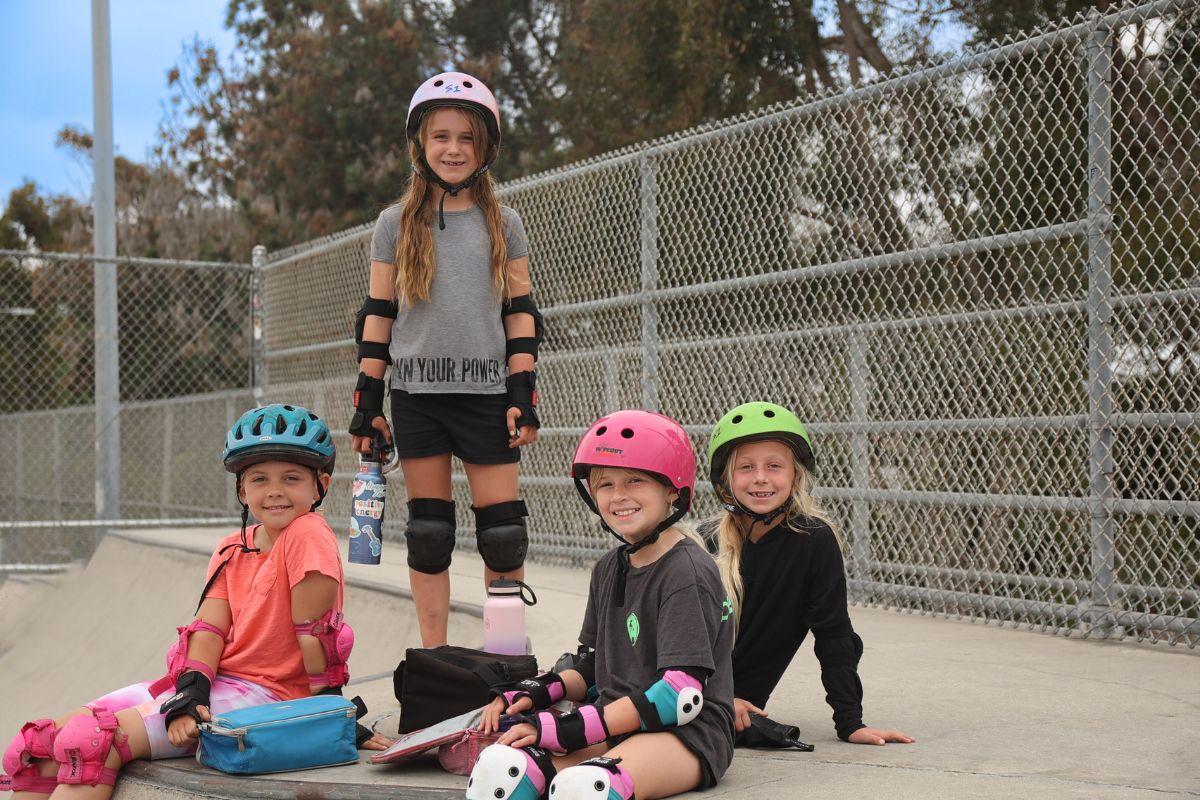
[
  {"xmin": 370, "ymin": 204, "xmax": 529, "ymax": 394},
  {"xmin": 579, "ymin": 536, "xmax": 735, "ymax": 786}
]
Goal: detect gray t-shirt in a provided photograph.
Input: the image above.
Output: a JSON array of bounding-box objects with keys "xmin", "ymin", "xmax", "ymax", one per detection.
[
  {"xmin": 579, "ymin": 536, "xmax": 735, "ymax": 787},
  {"xmin": 370, "ymin": 204, "xmax": 529, "ymax": 394}
]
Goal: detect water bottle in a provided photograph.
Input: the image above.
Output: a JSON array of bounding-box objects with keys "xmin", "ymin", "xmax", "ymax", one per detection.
[
  {"xmin": 483, "ymin": 579, "xmax": 538, "ymax": 656},
  {"xmin": 348, "ymin": 453, "xmax": 385, "ymax": 565}
]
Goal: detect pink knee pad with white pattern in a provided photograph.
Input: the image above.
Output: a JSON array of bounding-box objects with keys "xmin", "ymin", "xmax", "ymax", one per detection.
[
  {"xmin": 295, "ymin": 609, "xmax": 353, "ymax": 690},
  {"xmin": 52, "ymin": 706, "xmax": 133, "ymax": 786},
  {"xmin": 1, "ymin": 718, "xmax": 59, "ymax": 793}
]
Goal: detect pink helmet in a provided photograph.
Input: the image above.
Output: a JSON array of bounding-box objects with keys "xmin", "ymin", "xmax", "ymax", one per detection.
[
  {"xmin": 406, "ymin": 71, "xmax": 501, "ymax": 147},
  {"xmin": 571, "ymin": 409, "xmax": 696, "ymax": 513}
]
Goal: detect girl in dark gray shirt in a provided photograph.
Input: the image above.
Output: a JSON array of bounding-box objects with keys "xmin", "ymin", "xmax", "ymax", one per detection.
[{"xmin": 471, "ymin": 410, "xmax": 734, "ymax": 800}]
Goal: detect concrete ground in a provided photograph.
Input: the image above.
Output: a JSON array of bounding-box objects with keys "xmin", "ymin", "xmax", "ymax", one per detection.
[{"xmin": 0, "ymin": 527, "xmax": 1196, "ymax": 799}]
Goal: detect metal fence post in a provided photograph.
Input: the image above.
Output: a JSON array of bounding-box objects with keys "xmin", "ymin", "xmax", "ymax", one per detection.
[
  {"xmin": 1085, "ymin": 11, "xmax": 1120, "ymax": 639},
  {"xmin": 160, "ymin": 406, "xmax": 174, "ymax": 514},
  {"xmin": 251, "ymin": 245, "xmax": 267, "ymax": 404},
  {"xmin": 92, "ymin": 0, "xmax": 120, "ymax": 545},
  {"xmin": 639, "ymin": 157, "xmax": 660, "ymax": 411},
  {"xmin": 849, "ymin": 331, "xmax": 873, "ymax": 581}
]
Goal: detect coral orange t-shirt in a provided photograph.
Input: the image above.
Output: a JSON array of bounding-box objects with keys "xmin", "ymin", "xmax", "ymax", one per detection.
[{"xmin": 204, "ymin": 512, "xmax": 344, "ymax": 700}]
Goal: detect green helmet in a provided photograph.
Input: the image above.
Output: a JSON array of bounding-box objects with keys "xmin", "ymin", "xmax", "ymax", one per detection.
[{"xmin": 707, "ymin": 401, "xmax": 815, "ymax": 486}]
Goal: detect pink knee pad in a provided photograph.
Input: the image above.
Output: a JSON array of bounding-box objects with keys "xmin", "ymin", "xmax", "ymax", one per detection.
[
  {"xmin": 52, "ymin": 706, "xmax": 133, "ymax": 786},
  {"xmin": 295, "ymin": 609, "xmax": 353, "ymax": 690},
  {"xmin": 1, "ymin": 719, "xmax": 59, "ymax": 793}
]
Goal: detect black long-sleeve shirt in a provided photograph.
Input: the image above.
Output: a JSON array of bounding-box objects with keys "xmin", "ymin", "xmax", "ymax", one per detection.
[{"xmin": 730, "ymin": 517, "xmax": 866, "ymax": 741}]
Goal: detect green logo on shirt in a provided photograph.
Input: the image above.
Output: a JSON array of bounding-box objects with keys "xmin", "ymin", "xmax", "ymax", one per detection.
[
  {"xmin": 626, "ymin": 612, "xmax": 640, "ymax": 645},
  {"xmin": 721, "ymin": 597, "xmax": 733, "ymax": 622}
]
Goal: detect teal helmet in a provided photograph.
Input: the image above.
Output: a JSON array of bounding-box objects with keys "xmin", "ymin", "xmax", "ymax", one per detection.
[
  {"xmin": 707, "ymin": 401, "xmax": 815, "ymax": 486},
  {"xmin": 223, "ymin": 404, "xmax": 336, "ymax": 475}
]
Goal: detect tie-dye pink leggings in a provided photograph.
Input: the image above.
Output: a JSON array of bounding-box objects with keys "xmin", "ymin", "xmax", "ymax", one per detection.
[{"xmin": 89, "ymin": 675, "xmax": 280, "ymax": 759}]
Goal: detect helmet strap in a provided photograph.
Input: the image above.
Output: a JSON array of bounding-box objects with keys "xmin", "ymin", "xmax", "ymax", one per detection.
[
  {"xmin": 612, "ymin": 505, "xmax": 687, "ymax": 607},
  {"xmin": 310, "ymin": 470, "xmax": 327, "ymax": 512},
  {"xmin": 718, "ymin": 481, "xmax": 791, "ymax": 527},
  {"xmin": 417, "ymin": 153, "xmax": 493, "ymax": 230}
]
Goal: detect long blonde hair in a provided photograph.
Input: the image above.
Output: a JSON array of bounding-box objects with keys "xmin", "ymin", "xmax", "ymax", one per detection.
[
  {"xmin": 714, "ymin": 445, "xmax": 841, "ymax": 625},
  {"xmin": 392, "ymin": 109, "xmax": 509, "ymax": 307}
]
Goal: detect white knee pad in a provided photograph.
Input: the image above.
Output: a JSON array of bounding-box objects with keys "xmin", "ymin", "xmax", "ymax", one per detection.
[
  {"xmin": 549, "ymin": 756, "xmax": 634, "ymax": 800},
  {"xmin": 466, "ymin": 743, "xmax": 554, "ymax": 800}
]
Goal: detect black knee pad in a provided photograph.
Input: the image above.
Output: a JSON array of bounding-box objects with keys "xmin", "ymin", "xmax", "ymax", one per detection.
[
  {"xmin": 405, "ymin": 498, "xmax": 456, "ymax": 574},
  {"xmin": 473, "ymin": 500, "xmax": 529, "ymax": 573}
]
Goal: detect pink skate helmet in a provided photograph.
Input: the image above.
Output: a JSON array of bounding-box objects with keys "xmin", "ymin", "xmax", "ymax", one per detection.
[
  {"xmin": 406, "ymin": 71, "xmax": 501, "ymax": 147},
  {"xmin": 571, "ymin": 409, "xmax": 696, "ymax": 517}
]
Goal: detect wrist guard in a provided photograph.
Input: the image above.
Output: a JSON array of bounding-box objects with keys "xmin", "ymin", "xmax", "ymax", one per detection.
[
  {"xmin": 497, "ymin": 672, "xmax": 566, "ymax": 710},
  {"xmin": 159, "ymin": 670, "xmax": 212, "ymax": 726},
  {"xmin": 349, "ymin": 372, "xmax": 386, "ymax": 437},
  {"xmin": 524, "ymin": 704, "xmax": 608, "ymax": 754},
  {"xmin": 506, "ymin": 371, "xmax": 540, "ymax": 431}
]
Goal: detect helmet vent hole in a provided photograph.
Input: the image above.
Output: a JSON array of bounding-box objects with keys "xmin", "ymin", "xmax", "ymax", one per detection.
[
  {"xmin": 251, "ymin": 417, "xmax": 263, "ymax": 436},
  {"xmin": 732, "ymin": 414, "xmax": 743, "ymax": 424},
  {"xmin": 763, "ymin": 409, "xmax": 775, "ymax": 417},
  {"xmin": 296, "ymin": 419, "xmax": 307, "ymax": 436},
  {"xmin": 434, "ymin": 79, "xmax": 444, "ymax": 86},
  {"xmin": 620, "ymin": 428, "xmax": 634, "ymax": 439},
  {"xmin": 276, "ymin": 414, "xmax": 286, "ymax": 433},
  {"xmin": 283, "ymin": 404, "xmax": 294, "ymax": 411},
  {"xmin": 317, "ymin": 431, "xmax": 328, "ymax": 443},
  {"xmin": 595, "ymin": 426, "xmax": 607, "ymax": 436},
  {"xmin": 463, "ymin": 80, "xmax": 474, "ymax": 88}
]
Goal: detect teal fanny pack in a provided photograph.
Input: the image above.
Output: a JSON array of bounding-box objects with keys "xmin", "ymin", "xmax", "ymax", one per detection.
[{"xmin": 197, "ymin": 695, "xmax": 359, "ymax": 774}]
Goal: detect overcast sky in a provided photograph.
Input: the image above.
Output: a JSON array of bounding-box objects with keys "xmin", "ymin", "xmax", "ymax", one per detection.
[{"xmin": 0, "ymin": 1, "xmax": 237, "ymax": 202}]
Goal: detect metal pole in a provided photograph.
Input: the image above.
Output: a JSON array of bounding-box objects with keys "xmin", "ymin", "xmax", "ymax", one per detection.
[
  {"xmin": 251, "ymin": 245, "xmax": 267, "ymax": 404},
  {"xmin": 849, "ymin": 331, "xmax": 872, "ymax": 581},
  {"xmin": 639, "ymin": 157, "xmax": 660, "ymax": 410},
  {"xmin": 1085, "ymin": 11, "xmax": 1120, "ymax": 639},
  {"xmin": 92, "ymin": 0, "xmax": 120, "ymax": 545}
]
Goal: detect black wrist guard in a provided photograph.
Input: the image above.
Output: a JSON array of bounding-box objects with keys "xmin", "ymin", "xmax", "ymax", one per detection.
[
  {"xmin": 506, "ymin": 371, "xmax": 540, "ymax": 430},
  {"xmin": 160, "ymin": 670, "xmax": 212, "ymax": 726},
  {"xmin": 349, "ymin": 372, "xmax": 386, "ymax": 437}
]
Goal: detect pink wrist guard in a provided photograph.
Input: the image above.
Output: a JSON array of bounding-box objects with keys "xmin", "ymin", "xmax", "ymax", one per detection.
[{"xmin": 528, "ymin": 704, "xmax": 608, "ymax": 753}]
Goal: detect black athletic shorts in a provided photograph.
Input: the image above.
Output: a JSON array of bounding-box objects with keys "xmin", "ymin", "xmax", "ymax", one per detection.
[{"xmin": 390, "ymin": 389, "xmax": 519, "ymax": 465}]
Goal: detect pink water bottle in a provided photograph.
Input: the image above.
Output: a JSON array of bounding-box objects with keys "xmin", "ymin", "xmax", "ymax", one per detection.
[{"xmin": 484, "ymin": 579, "xmax": 538, "ymax": 655}]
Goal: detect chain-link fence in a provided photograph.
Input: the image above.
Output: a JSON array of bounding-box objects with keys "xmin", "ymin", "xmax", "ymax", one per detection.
[
  {"xmin": 2, "ymin": 0, "xmax": 1196, "ymax": 645},
  {"xmin": 0, "ymin": 250, "xmax": 253, "ymax": 567},
  {"xmin": 257, "ymin": 0, "xmax": 1199, "ymax": 646}
]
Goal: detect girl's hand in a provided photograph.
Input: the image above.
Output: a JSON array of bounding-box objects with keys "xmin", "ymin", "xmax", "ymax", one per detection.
[
  {"xmin": 506, "ymin": 408, "xmax": 539, "ymax": 448},
  {"xmin": 359, "ymin": 731, "xmax": 395, "ymax": 751},
  {"xmin": 478, "ymin": 697, "xmax": 507, "ymax": 734},
  {"xmin": 496, "ymin": 721, "xmax": 538, "ymax": 749},
  {"xmin": 733, "ymin": 697, "xmax": 764, "ymax": 733},
  {"xmin": 166, "ymin": 705, "xmax": 211, "ymax": 748},
  {"xmin": 351, "ymin": 417, "xmax": 394, "ymax": 455},
  {"xmin": 505, "ymin": 696, "xmax": 533, "ymax": 717},
  {"xmin": 848, "ymin": 726, "xmax": 916, "ymax": 746}
]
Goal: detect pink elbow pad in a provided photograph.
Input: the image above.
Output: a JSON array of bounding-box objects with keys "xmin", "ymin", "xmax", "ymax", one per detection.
[{"xmin": 148, "ymin": 620, "xmax": 224, "ymax": 696}]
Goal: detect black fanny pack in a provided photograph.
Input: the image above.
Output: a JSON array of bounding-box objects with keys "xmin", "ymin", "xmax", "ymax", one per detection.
[{"xmin": 393, "ymin": 645, "xmax": 538, "ymax": 733}]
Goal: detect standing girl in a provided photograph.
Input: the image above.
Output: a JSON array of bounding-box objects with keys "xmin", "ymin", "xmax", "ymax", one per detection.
[
  {"xmin": 0, "ymin": 405, "xmax": 386, "ymax": 798},
  {"xmin": 349, "ymin": 71, "xmax": 542, "ymax": 648},
  {"xmin": 468, "ymin": 410, "xmax": 734, "ymax": 800},
  {"xmin": 707, "ymin": 401, "xmax": 913, "ymax": 746}
]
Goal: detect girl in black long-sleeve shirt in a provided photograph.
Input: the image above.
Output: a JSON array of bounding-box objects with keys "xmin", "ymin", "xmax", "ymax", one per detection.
[{"xmin": 706, "ymin": 401, "xmax": 914, "ymax": 746}]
